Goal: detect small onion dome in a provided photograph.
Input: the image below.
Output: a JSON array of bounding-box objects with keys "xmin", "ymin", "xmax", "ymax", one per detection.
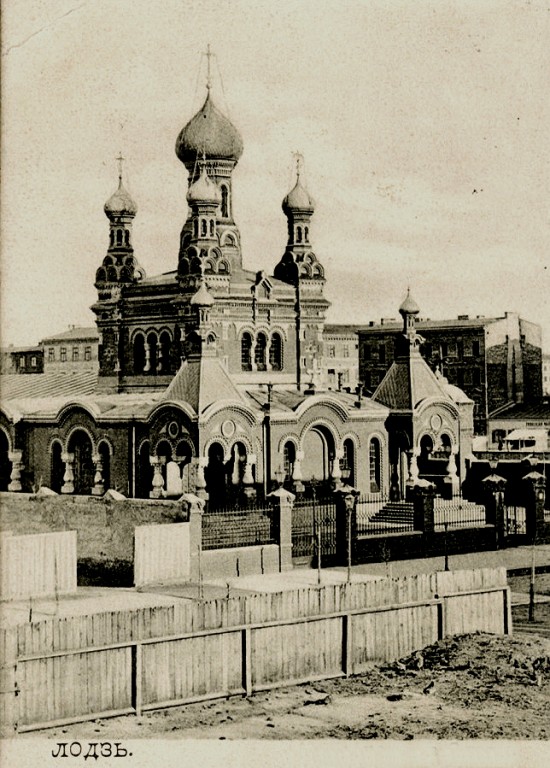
[
  {"xmin": 190, "ymin": 278, "xmax": 215, "ymax": 307},
  {"xmin": 282, "ymin": 177, "xmax": 315, "ymax": 213},
  {"xmin": 176, "ymin": 93, "xmax": 244, "ymax": 165},
  {"xmin": 186, "ymin": 164, "xmax": 221, "ymax": 205},
  {"xmin": 104, "ymin": 178, "xmax": 137, "ymax": 218},
  {"xmin": 399, "ymin": 288, "xmax": 420, "ymax": 315}
]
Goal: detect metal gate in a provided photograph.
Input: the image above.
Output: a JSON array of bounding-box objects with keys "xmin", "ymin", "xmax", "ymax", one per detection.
[
  {"xmin": 291, "ymin": 499, "xmax": 337, "ymax": 563},
  {"xmin": 504, "ymin": 505, "xmax": 527, "ymax": 545}
]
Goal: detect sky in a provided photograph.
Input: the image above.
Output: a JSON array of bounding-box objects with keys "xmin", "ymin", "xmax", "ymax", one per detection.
[{"xmin": 1, "ymin": 0, "xmax": 549, "ymax": 350}]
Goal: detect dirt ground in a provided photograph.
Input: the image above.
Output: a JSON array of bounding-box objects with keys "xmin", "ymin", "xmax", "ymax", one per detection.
[{"xmin": 33, "ymin": 589, "xmax": 550, "ymax": 740}]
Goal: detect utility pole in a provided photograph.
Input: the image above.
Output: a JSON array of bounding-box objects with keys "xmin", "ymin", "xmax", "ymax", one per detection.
[{"xmin": 262, "ymin": 382, "xmax": 273, "ymax": 498}]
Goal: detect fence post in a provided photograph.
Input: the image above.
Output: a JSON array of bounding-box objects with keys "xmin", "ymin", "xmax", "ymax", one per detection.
[
  {"xmin": 334, "ymin": 485, "xmax": 359, "ymax": 568},
  {"xmin": 181, "ymin": 493, "xmax": 205, "ymax": 581},
  {"xmin": 267, "ymin": 487, "xmax": 295, "ymax": 572},
  {"xmin": 481, "ymin": 473, "xmax": 507, "ymax": 548},
  {"xmin": 412, "ymin": 479, "xmax": 435, "ymax": 533},
  {"xmin": 523, "ymin": 471, "xmax": 546, "ymax": 544}
]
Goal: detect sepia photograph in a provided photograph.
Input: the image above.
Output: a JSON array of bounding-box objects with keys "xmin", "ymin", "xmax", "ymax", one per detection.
[{"xmin": 1, "ymin": 1, "xmax": 549, "ymax": 765}]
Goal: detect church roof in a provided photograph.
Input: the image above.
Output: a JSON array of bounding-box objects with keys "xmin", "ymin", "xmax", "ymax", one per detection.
[
  {"xmin": 372, "ymin": 353, "xmax": 452, "ymax": 410},
  {"xmin": 164, "ymin": 355, "xmax": 246, "ymax": 414},
  {"xmin": 282, "ymin": 177, "xmax": 315, "ymax": 213},
  {"xmin": 175, "ymin": 93, "xmax": 244, "ymax": 165},
  {"xmin": 0, "ymin": 371, "xmax": 98, "ymax": 400},
  {"xmin": 104, "ymin": 178, "xmax": 137, "ymax": 217}
]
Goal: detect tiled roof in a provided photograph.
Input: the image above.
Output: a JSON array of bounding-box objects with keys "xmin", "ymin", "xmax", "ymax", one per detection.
[
  {"xmin": 489, "ymin": 402, "xmax": 550, "ymax": 420},
  {"xmin": 164, "ymin": 355, "xmax": 246, "ymax": 414},
  {"xmin": 359, "ymin": 317, "xmax": 499, "ymax": 333},
  {"xmin": 40, "ymin": 327, "xmax": 99, "ymax": 343},
  {"xmin": 372, "ymin": 354, "xmax": 452, "ymax": 410},
  {"xmin": 0, "ymin": 371, "xmax": 98, "ymax": 400}
]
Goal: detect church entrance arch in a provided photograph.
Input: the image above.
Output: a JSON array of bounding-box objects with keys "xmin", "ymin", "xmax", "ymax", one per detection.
[
  {"xmin": 68, "ymin": 430, "xmax": 95, "ymax": 495},
  {"xmin": 205, "ymin": 442, "xmax": 227, "ymax": 508},
  {"xmin": 0, "ymin": 429, "xmax": 11, "ymax": 491},
  {"xmin": 302, "ymin": 425, "xmax": 335, "ymax": 495}
]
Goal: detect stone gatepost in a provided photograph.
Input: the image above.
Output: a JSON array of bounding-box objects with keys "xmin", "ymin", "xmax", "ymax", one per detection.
[
  {"xmin": 61, "ymin": 452, "xmax": 75, "ymax": 495},
  {"xmin": 412, "ymin": 479, "xmax": 435, "ymax": 533},
  {"xmin": 91, "ymin": 453, "xmax": 105, "ymax": 496},
  {"xmin": 267, "ymin": 487, "xmax": 295, "ymax": 572},
  {"xmin": 181, "ymin": 493, "xmax": 205, "ymax": 582},
  {"xmin": 7, "ymin": 450, "xmax": 23, "ymax": 492},
  {"xmin": 523, "ymin": 471, "xmax": 547, "ymax": 544},
  {"xmin": 481, "ymin": 473, "xmax": 507, "ymax": 548},
  {"xmin": 334, "ymin": 485, "xmax": 359, "ymax": 567}
]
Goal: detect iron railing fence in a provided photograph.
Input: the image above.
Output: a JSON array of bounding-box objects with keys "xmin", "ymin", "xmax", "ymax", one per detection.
[
  {"xmin": 504, "ymin": 505, "xmax": 527, "ymax": 536},
  {"xmin": 202, "ymin": 499, "xmax": 276, "ymax": 550},
  {"xmin": 291, "ymin": 498, "xmax": 337, "ymax": 559},
  {"xmin": 433, "ymin": 497, "xmax": 487, "ymax": 530}
]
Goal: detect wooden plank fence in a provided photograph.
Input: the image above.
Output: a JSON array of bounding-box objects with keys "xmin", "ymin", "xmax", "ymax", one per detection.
[
  {"xmin": 134, "ymin": 523, "xmax": 190, "ymax": 587},
  {"xmin": 0, "ymin": 531, "xmax": 76, "ymax": 601},
  {"xmin": 0, "ymin": 567, "xmax": 509, "ymax": 733}
]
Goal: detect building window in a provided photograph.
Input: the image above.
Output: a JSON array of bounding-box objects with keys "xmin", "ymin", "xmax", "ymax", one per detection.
[
  {"xmin": 463, "ymin": 340, "xmax": 473, "ymax": 357},
  {"xmin": 448, "ymin": 343, "xmax": 458, "ymax": 358},
  {"xmin": 369, "ymin": 438, "xmax": 381, "ymax": 493},
  {"xmin": 48, "ymin": 348, "xmax": 55, "ymax": 362},
  {"xmin": 473, "ymin": 368, "xmax": 481, "ymax": 386},
  {"xmin": 133, "ymin": 333, "xmax": 145, "ymax": 373},
  {"xmin": 31, "ymin": 356, "xmax": 37, "ymax": 368},
  {"xmin": 241, "ymin": 332, "xmax": 253, "ymax": 371},
  {"xmin": 283, "ymin": 441, "xmax": 296, "ymax": 482},
  {"xmin": 343, "ymin": 344, "xmax": 349, "ymax": 358},
  {"xmin": 363, "ymin": 344, "xmax": 371, "ymax": 360},
  {"xmin": 328, "ymin": 345, "xmax": 335, "ymax": 358},
  {"xmin": 221, "ymin": 185, "xmax": 229, "ymax": 218},
  {"xmin": 60, "ymin": 347, "xmax": 67, "ymax": 363},
  {"xmin": 472, "ymin": 340, "xmax": 480, "ymax": 357},
  {"xmin": 340, "ymin": 439, "xmax": 355, "ymax": 486},
  {"xmin": 440, "ymin": 342, "xmax": 448, "ymax": 358},
  {"xmin": 19, "ymin": 356, "xmax": 25, "ymax": 369},
  {"xmin": 84, "ymin": 346, "xmax": 92, "ymax": 361},
  {"xmin": 378, "ymin": 345, "xmax": 385, "ymax": 364},
  {"xmin": 72, "ymin": 346, "xmax": 79, "ymax": 362},
  {"xmin": 269, "ymin": 332, "xmax": 283, "ymax": 371},
  {"xmin": 255, "ymin": 332, "xmax": 267, "ymax": 371}
]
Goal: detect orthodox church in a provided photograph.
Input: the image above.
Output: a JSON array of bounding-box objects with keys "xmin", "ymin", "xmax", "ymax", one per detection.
[{"xmin": 0, "ymin": 64, "xmax": 473, "ymax": 503}]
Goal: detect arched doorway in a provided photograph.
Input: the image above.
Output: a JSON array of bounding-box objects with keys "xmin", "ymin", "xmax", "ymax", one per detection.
[
  {"xmin": 0, "ymin": 429, "xmax": 11, "ymax": 491},
  {"xmin": 418, "ymin": 434, "xmax": 434, "ymax": 475},
  {"xmin": 68, "ymin": 430, "xmax": 95, "ymax": 495},
  {"xmin": 137, "ymin": 441, "xmax": 152, "ymax": 498},
  {"xmin": 283, "ymin": 441, "xmax": 296, "ymax": 486},
  {"xmin": 341, "ymin": 438, "xmax": 356, "ymax": 487},
  {"xmin": 97, "ymin": 441, "xmax": 111, "ymax": 492},
  {"xmin": 50, "ymin": 441, "xmax": 64, "ymax": 493},
  {"xmin": 205, "ymin": 442, "xmax": 227, "ymax": 508},
  {"xmin": 302, "ymin": 425, "xmax": 335, "ymax": 495}
]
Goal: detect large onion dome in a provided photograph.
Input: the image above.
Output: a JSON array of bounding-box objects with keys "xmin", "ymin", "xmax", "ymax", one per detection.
[
  {"xmin": 282, "ymin": 176, "xmax": 315, "ymax": 213},
  {"xmin": 104, "ymin": 178, "xmax": 137, "ymax": 218},
  {"xmin": 186, "ymin": 163, "xmax": 221, "ymax": 205},
  {"xmin": 399, "ymin": 288, "xmax": 420, "ymax": 316},
  {"xmin": 176, "ymin": 93, "xmax": 243, "ymax": 165}
]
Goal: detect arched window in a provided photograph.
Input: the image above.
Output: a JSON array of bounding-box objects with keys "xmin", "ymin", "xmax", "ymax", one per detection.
[
  {"xmin": 269, "ymin": 332, "xmax": 283, "ymax": 371},
  {"xmin": 98, "ymin": 441, "xmax": 111, "ymax": 492},
  {"xmin": 296, "ymin": 226, "xmax": 302, "ymax": 243},
  {"xmin": 218, "ymin": 260, "xmax": 228, "ymax": 274},
  {"xmin": 68, "ymin": 430, "xmax": 94, "ymax": 495},
  {"xmin": 221, "ymin": 185, "xmax": 229, "ymax": 218},
  {"xmin": 147, "ymin": 332, "xmax": 158, "ymax": 374},
  {"xmin": 255, "ymin": 332, "xmax": 267, "ymax": 371},
  {"xmin": 241, "ymin": 332, "xmax": 252, "ymax": 371},
  {"xmin": 283, "ymin": 441, "xmax": 296, "ymax": 483},
  {"xmin": 50, "ymin": 441, "xmax": 64, "ymax": 493},
  {"xmin": 369, "ymin": 437, "xmax": 381, "ymax": 493},
  {"xmin": 133, "ymin": 333, "xmax": 145, "ymax": 374},
  {"xmin": 124, "ymin": 230, "xmax": 130, "ymax": 246},
  {"xmin": 109, "ymin": 230, "xmax": 115, "ymax": 247},
  {"xmin": 116, "ymin": 229, "xmax": 123, "ymax": 246},
  {"xmin": 201, "ymin": 219, "xmax": 207, "ymax": 237},
  {"xmin": 304, "ymin": 226, "xmax": 309, "ymax": 242},
  {"xmin": 340, "ymin": 438, "xmax": 355, "ymax": 487},
  {"xmin": 107, "ymin": 266, "xmax": 118, "ymax": 281},
  {"xmin": 159, "ymin": 331, "xmax": 171, "ymax": 374},
  {"xmin": 209, "ymin": 220, "xmax": 214, "ymax": 236},
  {"xmin": 193, "ymin": 219, "xmax": 198, "ymax": 238}
]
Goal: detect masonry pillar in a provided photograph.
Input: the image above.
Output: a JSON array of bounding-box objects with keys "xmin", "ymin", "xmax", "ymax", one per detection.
[
  {"xmin": 481, "ymin": 473, "xmax": 507, "ymax": 548},
  {"xmin": 412, "ymin": 479, "xmax": 435, "ymax": 533},
  {"xmin": 194, "ymin": 457, "xmax": 209, "ymax": 501},
  {"xmin": 60, "ymin": 452, "xmax": 75, "ymax": 494},
  {"xmin": 442, "ymin": 449, "xmax": 460, "ymax": 500},
  {"xmin": 181, "ymin": 493, "xmax": 205, "ymax": 582},
  {"xmin": 91, "ymin": 453, "xmax": 105, "ymax": 496},
  {"xmin": 149, "ymin": 457, "xmax": 164, "ymax": 499},
  {"xmin": 267, "ymin": 487, "xmax": 295, "ymax": 572},
  {"xmin": 7, "ymin": 450, "xmax": 23, "ymax": 492},
  {"xmin": 334, "ymin": 485, "xmax": 359, "ymax": 567},
  {"xmin": 523, "ymin": 471, "xmax": 547, "ymax": 544}
]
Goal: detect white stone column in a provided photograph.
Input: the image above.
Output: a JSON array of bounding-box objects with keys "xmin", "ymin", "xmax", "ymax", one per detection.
[
  {"xmin": 91, "ymin": 453, "xmax": 104, "ymax": 496},
  {"xmin": 194, "ymin": 457, "xmax": 209, "ymax": 500},
  {"xmin": 445, "ymin": 448, "xmax": 460, "ymax": 495},
  {"xmin": 61, "ymin": 452, "xmax": 75, "ymax": 495},
  {"xmin": 331, "ymin": 448, "xmax": 343, "ymax": 490},
  {"xmin": 7, "ymin": 450, "xmax": 23, "ymax": 492},
  {"xmin": 149, "ymin": 456, "xmax": 164, "ymax": 498},
  {"xmin": 292, "ymin": 450, "xmax": 305, "ymax": 494},
  {"xmin": 143, "ymin": 342, "xmax": 151, "ymax": 372},
  {"xmin": 243, "ymin": 453, "xmax": 257, "ymax": 499}
]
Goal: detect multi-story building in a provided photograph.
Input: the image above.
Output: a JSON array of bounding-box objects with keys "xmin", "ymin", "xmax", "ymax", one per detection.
[
  {"xmin": 321, "ymin": 325, "xmax": 360, "ymax": 392},
  {"xmin": 358, "ymin": 313, "xmax": 542, "ymax": 435},
  {"xmin": 543, "ymin": 353, "xmax": 550, "ymax": 397},
  {"xmin": 0, "ymin": 346, "xmax": 43, "ymax": 374},
  {"xmin": 40, "ymin": 326, "xmax": 99, "ymax": 372}
]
